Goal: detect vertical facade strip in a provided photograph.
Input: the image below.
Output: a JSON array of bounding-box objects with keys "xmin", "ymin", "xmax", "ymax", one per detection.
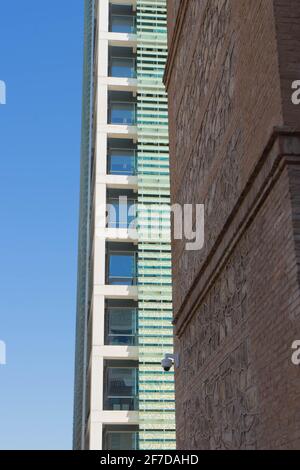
[
  {"xmin": 73, "ymin": 0, "xmax": 96, "ymax": 450},
  {"xmin": 136, "ymin": 0, "xmax": 176, "ymax": 450}
]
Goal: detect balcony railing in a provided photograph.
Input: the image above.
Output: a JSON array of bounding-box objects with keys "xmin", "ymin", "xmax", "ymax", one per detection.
[
  {"xmin": 105, "ymin": 307, "xmax": 138, "ymax": 346},
  {"xmin": 110, "ymin": 14, "xmax": 136, "ymax": 34},
  {"xmin": 107, "ymin": 275, "xmax": 137, "ymax": 286},
  {"xmin": 105, "ymin": 367, "xmax": 138, "ymax": 411},
  {"xmin": 109, "ymin": 102, "xmax": 136, "ymax": 125},
  {"xmin": 104, "ymin": 396, "xmax": 138, "ymax": 411},
  {"xmin": 104, "ymin": 431, "xmax": 139, "ymax": 450},
  {"xmin": 108, "ymin": 149, "xmax": 136, "ymax": 175},
  {"xmin": 107, "ymin": 252, "xmax": 137, "ymax": 286},
  {"xmin": 106, "ymin": 333, "xmax": 137, "ymax": 346},
  {"xmin": 107, "ymin": 198, "xmax": 136, "ymax": 229},
  {"xmin": 109, "ymin": 57, "xmax": 136, "ymax": 79}
]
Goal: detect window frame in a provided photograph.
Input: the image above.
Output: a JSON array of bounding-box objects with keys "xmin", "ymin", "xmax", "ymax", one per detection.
[
  {"xmin": 106, "ymin": 250, "xmax": 137, "ymax": 285},
  {"xmin": 105, "ymin": 306, "xmax": 138, "ymax": 346},
  {"xmin": 109, "ymin": 101, "xmax": 136, "ymax": 125},
  {"xmin": 109, "ymin": 56, "xmax": 136, "ymax": 79},
  {"xmin": 109, "ymin": 14, "xmax": 136, "ymax": 34},
  {"xmin": 107, "ymin": 147, "xmax": 136, "ymax": 175}
]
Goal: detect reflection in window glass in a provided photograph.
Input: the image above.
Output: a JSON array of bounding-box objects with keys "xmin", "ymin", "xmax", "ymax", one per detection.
[
  {"xmin": 106, "ymin": 308, "xmax": 137, "ymax": 345},
  {"xmin": 110, "ymin": 15, "xmax": 135, "ymax": 34},
  {"xmin": 110, "ymin": 102, "xmax": 135, "ymax": 125},
  {"xmin": 105, "ymin": 432, "xmax": 138, "ymax": 450},
  {"xmin": 108, "ymin": 252, "xmax": 136, "ymax": 285},
  {"xmin": 107, "ymin": 198, "xmax": 136, "ymax": 228},
  {"xmin": 108, "ymin": 149, "xmax": 135, "ymax": 175},
  {"xmin": 110, "ymin": 57, "xmax": 136, "ymax": 78},
  {"xmin": 105, "ymin": 367, "xmax": 138, "ymax": 411},
  {"xmin": 108, "ymin": 368, "xmax": 137, "ymax": 397}
]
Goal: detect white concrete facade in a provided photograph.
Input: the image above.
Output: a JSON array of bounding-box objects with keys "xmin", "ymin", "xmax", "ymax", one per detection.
[{"xmin": 87, "ymin": 0, "xmax": 139, "ymax": 450}]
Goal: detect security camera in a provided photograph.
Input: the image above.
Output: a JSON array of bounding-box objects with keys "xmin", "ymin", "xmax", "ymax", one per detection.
[
  {"xmin": 161, "ymin": 356, "xmax": 173, "ymax": 372},
  {"xmin": 161, "ymin": 353, "xmax": 179, "ymax": 372}
]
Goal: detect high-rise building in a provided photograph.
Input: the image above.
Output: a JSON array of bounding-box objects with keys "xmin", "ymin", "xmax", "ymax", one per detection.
[{"xmin": 73, "ymin": 0, "xmax": 175, "ymax": 450}]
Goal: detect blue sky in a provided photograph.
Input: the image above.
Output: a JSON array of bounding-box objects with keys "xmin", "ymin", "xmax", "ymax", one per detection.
[{"xmin": 0, "ymin": 1, "xmax": 84, "ymax": 449}]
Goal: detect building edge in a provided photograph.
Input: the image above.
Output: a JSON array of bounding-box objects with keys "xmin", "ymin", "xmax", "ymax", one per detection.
[{"xmin": 73, "ymin": 0, "xmax": 96, "ymax": 450}]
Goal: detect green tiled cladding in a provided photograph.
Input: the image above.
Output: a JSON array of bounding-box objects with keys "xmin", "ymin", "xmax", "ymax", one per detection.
[{"xmin": 136, "ymin": 0, "xmax": 176, "ymax": 450}]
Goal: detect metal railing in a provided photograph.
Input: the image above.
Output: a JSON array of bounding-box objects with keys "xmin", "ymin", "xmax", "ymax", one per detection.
[
  {"xmin": 106, "ymin": 333, "xmax": 137, "ymax": 346},
  {"xmin": 109, "ymin": 14, "xmax": 136, "ymax": 34},
  {"xmin": 108, "ymin": 102, "xmax": 136, "ymax": 125},
  {"xmin": 104, "ymin": 396, "xmax": 138, "ymax": 411},
  {"xmin": 107, "ymin": 149, "xmax": 136, "ymax": 175},
  {"xmin": 106, "ymin": 198, "xmax": 137, "ymax": 229},
  {"xmin": 107, "ymin": 275, "xmax": 137, "ymax": 286},
  {"xmin": 109, "ymin": 57, "xmax": 136, "ymax": 79},
  {"xmin": 104, "ymin": 431, "xmax": 139, "ymax": 450},
  {"xmin": 105, "ymin": 307, "xmax": 138, "ymax": 346}
]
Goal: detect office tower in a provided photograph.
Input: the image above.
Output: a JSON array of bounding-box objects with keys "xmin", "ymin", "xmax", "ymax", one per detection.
[
  {"xmin": 73, "ymin": 0, "xmax": 175, "ymax": 450},
  {"xmin": 165, "ymin": 0, "xmax": 300, "ymax": 450}
]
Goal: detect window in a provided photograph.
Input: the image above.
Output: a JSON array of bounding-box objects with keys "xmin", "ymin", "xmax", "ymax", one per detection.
[
  {"xmin": 110, "ymin": 15, "xmax": 136, "ymax": 34},
  {"xmin": 109, "ymin": 102, "xmax": 136, "ymax": 125},
  {"xmin": 106, "ymin": 307, "xmax": 137, "ymax": 346},
  {"xmin": 106, "ymin": 431, "xmax": 138, "ymax": 450},
  {"xmin": 107, "ymin": 251, "xmax": 137, "ymax": 285},
  {"xmin": 105, "ymin": 367, "xmax": 138, "ymax": 411},
  {"xmin": 108, "ymin": 149, "xmax": 136, "ymax": 175},
  {"xmin": 107, "ymin": 196, "xmax": 136, "ymax": 229},
  {"xmin": 110, "ymin": 57, "xmax": 136, "ymax": 78},
  {"xmin": 104, "ymin": 430, "xmax": 139, "ymax": 450}
]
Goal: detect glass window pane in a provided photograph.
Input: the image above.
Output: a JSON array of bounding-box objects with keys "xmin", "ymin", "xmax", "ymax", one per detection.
[
  {"xmin": 127, "ymin": 201, "xmax": 136, "ymax": 227},
  {"xmin": 107, "ymin": 308, "xmax": 136, "ymax": 345},
  {"xmin": 108, "ymin": 368, "xmax": 136, "ymax": 397},
  {"xmin": 106, "ymin": 367, "xmax": 138, "ymax": 411},
  {"xmin": 108, "ymin": 253, "xmax": 136, "ymax": 285},
  {"xmin": 106, "ymin": 432, "xmax": 138, "ymax": 450},
  {"xmin": 110, "ymin": 58, "xmax": 136, "ymax": 78},
  {"xmin": 110, "ymin": 15, "xmax": 135, "ymax": 34},
  {"xmin": 107, "ymin": 200, "xmax": 117, "ymax": 228},
  {"xmin": 109, "ymin": 149, "xmax": 135, "ymax": 175},
  {"xmin": 107, "ymin": 199, "xmax": 136, "ymax": 228},
  {"xmin": 110, "ymin": 103, "xmax": 135, "ymax": 125}
]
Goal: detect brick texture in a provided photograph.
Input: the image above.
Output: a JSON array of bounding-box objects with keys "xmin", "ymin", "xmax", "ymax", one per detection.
[{"xmin": 165, "ymin": 0, "xmax": 300, "ymax": 449}]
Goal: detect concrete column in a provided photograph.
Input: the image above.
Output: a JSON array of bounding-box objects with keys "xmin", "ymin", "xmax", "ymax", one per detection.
[
  {"xmin": 91, "ymin": 355, "xmax": 104, "ymax": 411},
  {"xmin": 92, "ymin": 295, "xmax": 105, "ymax": 346},
  {"xmin": 90, "ymin": 0, "xmax": 109, "ymax": 452},
  {"xmin": 98, "ymin": 0, "xmax": 109, "ymax": 34},
  {"xmin": 96, "ymin": 132, "xmax": 108, "ymax": 176},
  {"xmin": 94, "ymin": 180, "xmax": 106, "ymax": 288},
  {"xmin": 89, "ymin": 354, "xmax": 104, "ymax": 449},
  {"xmin": 89, "ymin": 422, "xmax": 103, "ymax": 450}
]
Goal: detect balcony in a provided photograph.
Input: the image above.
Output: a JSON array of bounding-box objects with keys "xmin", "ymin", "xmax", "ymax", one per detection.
[
  {"xmin": 105, "ymin": 305, "xmax": 138, "ymax": 346},
  {"xmin": 106, "ymin": 244, "xmax": 137, "ymax": 286},
  {"xmin": 107, "ymin": 138, "xmax": 136, "ymax": 176},
  {"xmin": 103, "ymin": 426, "xmax": 139, "ymax": 450},
  {"xmin": 110, "ymin": 57, "xmax": 136, "ymax": 79},
  {"xmin": 108, "ymin": 46, "xmax": 136, "ymax": 80},
  {"xmin": 109, "ymin": 4, "xmax": 136, "ymax": 35},
  {"xmin": 107, "ymin": 190, "xmax": 136, "ymax": 229},
  {"xmin": 109, "ymin": 102, "xmax": 136, "ymax": 126},
  {"xmin": 104, "ymin": 363, "xmax": 138, "ymax": 411},
  {"xmin": 108, "ymin": 148, "xmax": 136, "ymax": 175},
  {"xmin": 110, "ymin": 15, "xmax": 136, "ymax": 34}
]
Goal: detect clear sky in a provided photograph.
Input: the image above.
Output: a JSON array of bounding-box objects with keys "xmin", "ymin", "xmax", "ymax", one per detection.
[{"xmin": 0, "ymin": 1, "xmax": 84, "ymax": 449}]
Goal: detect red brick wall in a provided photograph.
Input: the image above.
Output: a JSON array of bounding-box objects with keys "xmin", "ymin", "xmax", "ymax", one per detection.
[
  {"xmin": 165, "ymin": 0, "xmax": 300, "ymax": 449},
  {"xmin": 166, "ymin": 0, "xmax": 181, "ymax": 44},
  {"xmin": 274, "ymin": 0, "xmax": 300, "ymax": 128}
]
